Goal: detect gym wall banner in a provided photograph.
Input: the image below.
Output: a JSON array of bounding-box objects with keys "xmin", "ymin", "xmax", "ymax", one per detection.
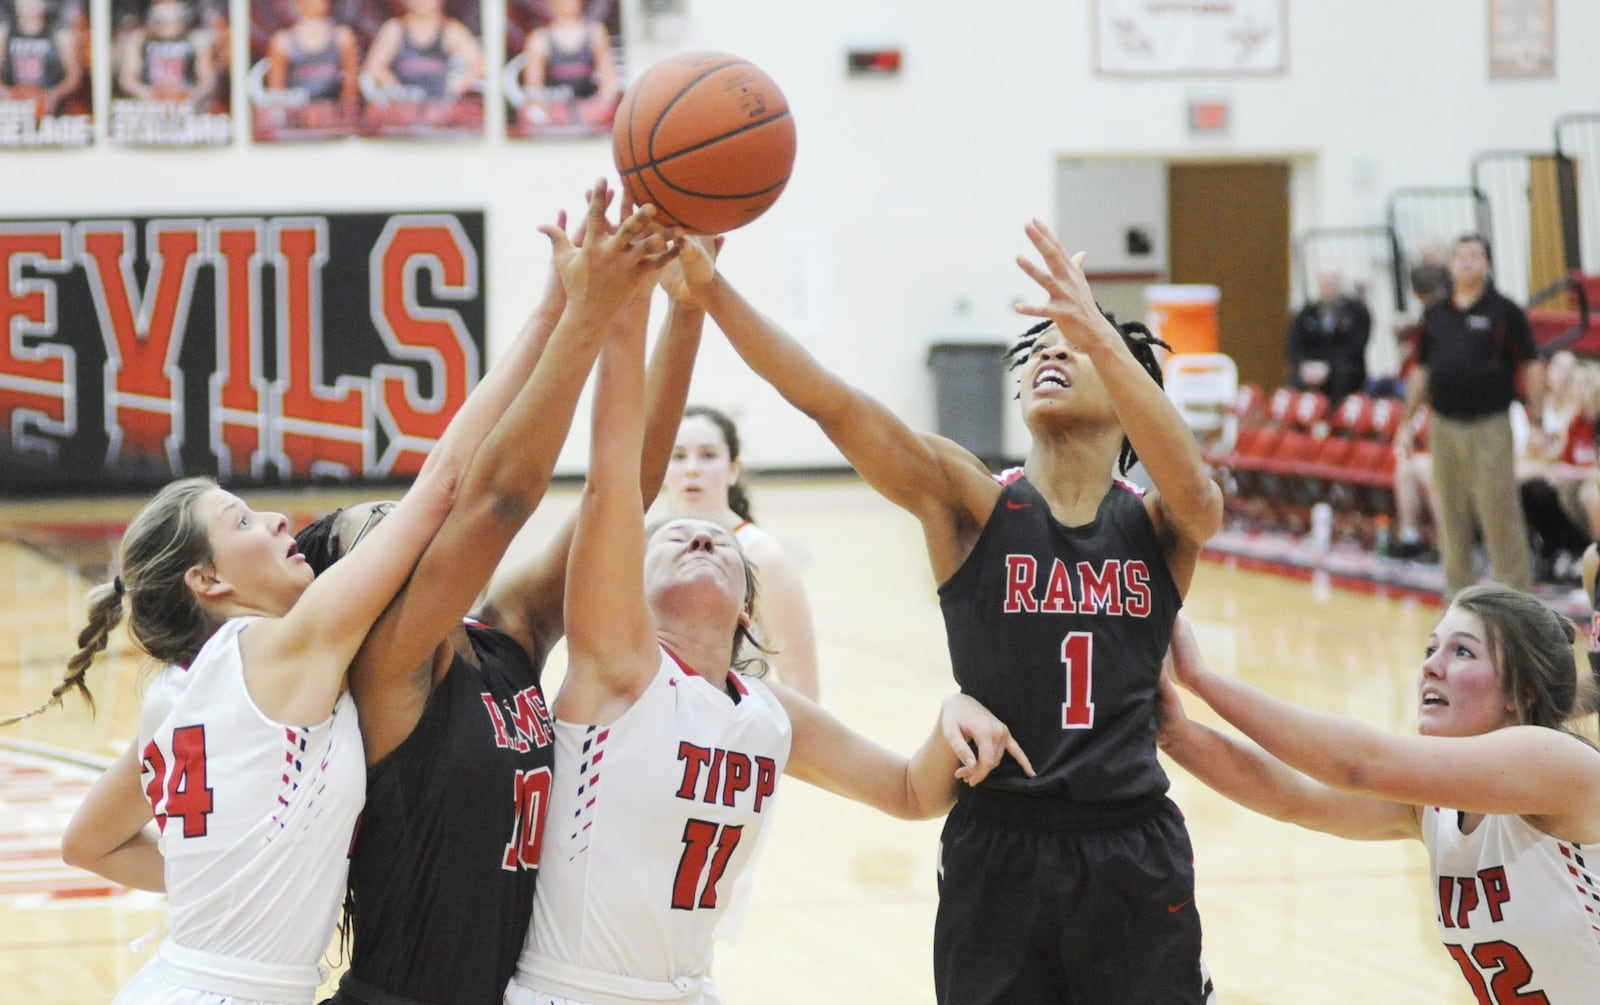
[
  {"xmin": 0, "ymin": 0, "xmax": 94, "ymax": 149},
  {"xmin": 0, "ymin": 210, "xmax": 486, "ymax": 494},
  {"xmin": 504, "ymin": 0, "xmax": 623, "ymax": 141},
  {"xmin": 109, "ymin": 0, "xmax": 232, "ymax": 147}
]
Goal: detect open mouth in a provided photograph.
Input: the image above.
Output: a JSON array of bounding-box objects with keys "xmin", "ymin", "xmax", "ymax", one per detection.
[{"xmin": 1033, "ymin": 365, "xmax": 1071, "ymax": 390}]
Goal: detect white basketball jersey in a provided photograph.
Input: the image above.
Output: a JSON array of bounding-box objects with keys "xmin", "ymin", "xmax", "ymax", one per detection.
[
  {"xmin": 137, "ymin": 616, "xmax": 365, "ymax": 967},
  {"xmin": 1423, "ymin": 806, "xmax": 1600, "ymax": 1001},
  {"xmin": 525, "ymin": 648, "xmax": 792, "ymax": 987}
]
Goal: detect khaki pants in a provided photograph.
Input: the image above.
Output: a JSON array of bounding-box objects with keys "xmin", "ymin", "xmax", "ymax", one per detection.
[{"xmin": 1428, "ymin": 410, "xmax": 1533, "ymax": 596}]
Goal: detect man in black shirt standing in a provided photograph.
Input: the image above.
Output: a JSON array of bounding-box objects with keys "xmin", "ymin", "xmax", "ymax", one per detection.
[{"xmin": 1398, "ymin": 233, "xmax": 1542, "ymax": 596}]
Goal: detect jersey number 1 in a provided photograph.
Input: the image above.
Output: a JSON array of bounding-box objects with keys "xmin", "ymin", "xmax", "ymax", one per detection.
[
  {"xmin": 672, "ymin": 819, "xmax": 743, "ymax": 911},
  {"xmin": 1060, "ymin": 631, "xmax": 1096, "ymax": 729},
  {"xmin": 141, "ymin": 724, "xmax": 215, "ymax": 838}
]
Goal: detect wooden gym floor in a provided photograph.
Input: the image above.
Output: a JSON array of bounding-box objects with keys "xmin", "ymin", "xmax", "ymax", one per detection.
[{"xmin": 0, "ymin": 476, "xmax": 1482, "ymax": 1003}]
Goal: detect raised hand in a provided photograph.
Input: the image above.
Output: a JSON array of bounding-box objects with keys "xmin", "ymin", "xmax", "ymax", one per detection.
[
  {"xmin": 538, "ymin": 179, "xmax": 679, "ymax": 314},
  {"xmin": 670, "ymin": 234, "xmax": 722, "ymax": 306},
  {"xmin": 1013, "ymin": 218, "xmax": 1118, "ymax": 349},
  {"xmin": 658, "ymin": 234, "xmax": 722, "ymax": 304},
  {"xmin": 940, "ymin": 692, "xmax": 1035, "ymax": 786}
]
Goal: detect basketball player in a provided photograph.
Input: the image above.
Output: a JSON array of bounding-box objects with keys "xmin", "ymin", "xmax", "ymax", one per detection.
[
  {"xmin": 503, "ymin": 220, "xmax": 1032, "ymax": 1005},
  {"xmin": 362, "ymin": 0, "xmax": 481, "ymax": 102},
  {"xmin": 0, "ymin": 0, "xmax": 83, "ymax": 117},
  {"xmin": 672, "ymin": 221, "xmax": 1223, "ymax": 1003},
  {"xmin": 264, "ymin": 0, "xmax": 359, "ymax": 112},
  {"xmin": 296, "ymin": 188, "xmax": 706, "ymax": 1005},
  {"xmin": 51, "ymin": 183, "xmax": 664, "ymax": 1005},
  {"xmin": 662, "ymin": 405, "xmax": 821, "ymax": 701},
  {"xmin": 519, "ymin": 0, "xmax": 617, "ymax": 129},
  {"xmin": 117, "ymin": 0, "xmax": 216, "ymax": 108},
  {"xmin": 1159, "ymin": 588, "xmax": 1600, "ymax": 1001}
]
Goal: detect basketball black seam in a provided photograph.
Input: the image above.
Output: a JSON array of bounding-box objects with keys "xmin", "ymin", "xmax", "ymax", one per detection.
[
  {"xmin": 645, "ymin": 58, "xmax": 752, "ymax": 165},
  {"xmin": 635, "ymin": 109, "xmax": 792, "ymax": 181}
]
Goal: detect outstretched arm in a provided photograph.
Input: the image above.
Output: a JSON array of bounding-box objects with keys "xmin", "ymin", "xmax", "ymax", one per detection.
[
  {"xmin": 346, "ymin": 189, "xmax": 641, "ymax": 760},
  {"xmin": 558, "ymin": 220, "xmax": 676, "ymax": 724},
  {"xmin": 1156, "ymin": 655, "xmax": 1418, "ymax": 842},
  {"xmin": 241, "ymin": 192, "xmax": 656, "ymax": 726},
  {"xmin": 1166, "ymin": 618, "xmax": 1600, "ymax": 838},
  {"xmin": 676, "ymin": 237, "xmax": 997, "ymax": 582},
  {"xmin": 778, "ymin": 687, "xmax": 1032, "ymax": 820},
  {"xmin": 1015, "ymin": 222, "xmax": 1222, "ymax": 572},
  {"xmin": 478, "ymin": 269, "xmax": 710, "ymax": 666}
]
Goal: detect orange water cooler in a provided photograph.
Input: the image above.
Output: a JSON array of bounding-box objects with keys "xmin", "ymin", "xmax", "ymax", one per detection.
[{"xmin": 1144, "ymin": 284, "xmax": 1220, "ymax": 357}]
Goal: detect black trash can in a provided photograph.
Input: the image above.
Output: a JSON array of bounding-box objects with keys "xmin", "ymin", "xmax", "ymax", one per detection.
[{"xmin": 927, "ymin": 340, "xmax": 1008, "ymax": 466}]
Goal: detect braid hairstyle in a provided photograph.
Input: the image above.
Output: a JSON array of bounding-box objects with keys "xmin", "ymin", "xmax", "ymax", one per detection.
[
  {"xmin": 683, "ymin": 404, "xmax": 753, "ymax": 523},
  {"xmin": 4, "ymin": 477, "xmax": 222, "ymax": 727},
  {"xmin": 1005, "ymin": 313, "xmax": 1171, "ymax": 475},
  {"xmin": 0, "ymin": 579, "xmax": 120, "ymax": 726}
]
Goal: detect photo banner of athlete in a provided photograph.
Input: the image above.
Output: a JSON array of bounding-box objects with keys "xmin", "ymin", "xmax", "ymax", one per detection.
[
  {"xmin": 357, "ymin": 0, "xmax": 484, "ymax": 140},
  {"xmin": 248, "ymin": 0, "xmax": 362, "ymax": 141},
  {"xmin": 0, "ymin": 0, "xmax": 93, "ymax": 148},
  {"xmin": 109, "ymin": 0, "xmax": 232, "ymax": 146},
  {"xmin": 0, "ymin": 210, "xmax": 486, "ymax": 495},
  {"xmin": 504, "ymin": 0, "xmax": 622, "ymax": 141}
]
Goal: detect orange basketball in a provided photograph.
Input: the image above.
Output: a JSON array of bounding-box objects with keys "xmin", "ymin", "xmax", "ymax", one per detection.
[{"xmin": 612, "ymin": 51, "xmax": 796, "ymax": 235}]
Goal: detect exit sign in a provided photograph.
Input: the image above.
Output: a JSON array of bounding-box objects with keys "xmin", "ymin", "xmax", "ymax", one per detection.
[{"xmin": 1187, "ymin": 99, "xmax": 1230, "ymax": 134}]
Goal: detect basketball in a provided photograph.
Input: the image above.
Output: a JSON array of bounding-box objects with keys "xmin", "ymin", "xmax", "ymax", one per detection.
[{"xmin": 612, "ymin": 51, "xmax": 796, "ymax": 235}]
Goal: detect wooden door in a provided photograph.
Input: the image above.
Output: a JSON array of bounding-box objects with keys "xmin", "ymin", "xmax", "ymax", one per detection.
[{"xmin": 1168, "ymin": 162, "xmax": 1293, "ymax": 392}]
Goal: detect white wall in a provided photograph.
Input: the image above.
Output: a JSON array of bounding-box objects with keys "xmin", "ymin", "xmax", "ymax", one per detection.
[{"xmin": 6, "ymin": 0, "xmax": 1598, "ymax": 473}]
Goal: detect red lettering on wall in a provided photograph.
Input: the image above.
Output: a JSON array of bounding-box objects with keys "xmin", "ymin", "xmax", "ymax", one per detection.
[
  {"xmin": 77, "ymin": 220, "xmax": 203, "ymax": 471},
  {"xmin": 209, "ymin": 221, "xmax": 267, "ymax": 478},
  {"xmin": 272, "ymin": 219, "xmax": 368, "ymax": 477},
  {"xmin": 369, "ymin": 216, "xmax": 480, "ymax": 476},
  {"xmin": 0, "ymin": 225, "xmax": 74, "ymax": 457}
]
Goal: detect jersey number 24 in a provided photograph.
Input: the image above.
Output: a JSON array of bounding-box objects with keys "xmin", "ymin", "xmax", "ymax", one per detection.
[{"xmin": 142, "ymin": 725, "xmax": 215, "ymax": 838}]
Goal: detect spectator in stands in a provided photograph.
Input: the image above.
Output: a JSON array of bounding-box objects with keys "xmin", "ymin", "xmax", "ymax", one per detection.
[
  {"xmin": 1395, "ymin": 242, "xmax": 1453, "ymax": 386},
  {"xmin": 1391, "ymin": 400, "xmax": 1533, "ymax": 563},
  {"xmin": 1399, "ymin": 233, "xmax": 1543, "ymax": 596},
  {"xmin": 1287, "ymin": 270, "xmax": 1370, "ymax": 404},
  {"xmin": 1520, "ymin": 357, "xmax": 1600, "ymax": 580}
]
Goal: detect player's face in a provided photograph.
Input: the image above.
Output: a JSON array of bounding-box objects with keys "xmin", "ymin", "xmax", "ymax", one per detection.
[
  {"xmin": 1417, "ymin": 607, "xmax": 1517, "ymax": 738},
  {"xmin": 148, "ymin": 1, "xmax": 187, "ymax": 37},
  {"xmin": 644, "ymin": 518, "xmax": 748, "ymax": 619},
  {"xmin": 198, "ymin": 490, "xmax": 313, "ymax": 616},
  {"xmin": 1017, "ymin": 326, "xmax": 1114, "ymax": 428},
  {"xmin": 666, "ymin": 415, "xmax": 740, "ymax": 520},
  {"xmin": 295, "ymin": 0, "xmax": 330, "ymax": 18},
  {"xmin": 550, "ymin": 0, "xmax": 584, "ymax": 19}
]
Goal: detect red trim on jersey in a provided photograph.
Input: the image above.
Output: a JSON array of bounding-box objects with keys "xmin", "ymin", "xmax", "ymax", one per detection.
[
  {"xmin": 660, "ymin": 644, "xmax": 749, "ymax": 698},
  {"xmin": 731, "ymin": 519, "xmax": 754, "ymax": 534}
]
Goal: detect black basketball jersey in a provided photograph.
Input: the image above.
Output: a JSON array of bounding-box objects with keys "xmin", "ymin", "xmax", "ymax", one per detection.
[
  {"xmin": 286, "ymin": 32, "xmax": 343, "ymax": 101},
  {"xmin": 4, "ymin": 28, "xmax": 64, "ymax": 89},
  {"xmin": 341, "ymin": 623, "xmax": 554, "ymax": 1005},
  {"xmin": 393, "ymin": 26, "xmax": 449, "ymax": 99},
  {"xmin": 938, "ymin": 472, "xmax": 1181, "ymax": 801}
]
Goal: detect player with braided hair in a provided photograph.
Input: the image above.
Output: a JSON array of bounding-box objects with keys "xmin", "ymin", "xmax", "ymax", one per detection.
[{"xmin": 674, "ymin": 218, "xmax": 1223, "ymax": 1003}]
